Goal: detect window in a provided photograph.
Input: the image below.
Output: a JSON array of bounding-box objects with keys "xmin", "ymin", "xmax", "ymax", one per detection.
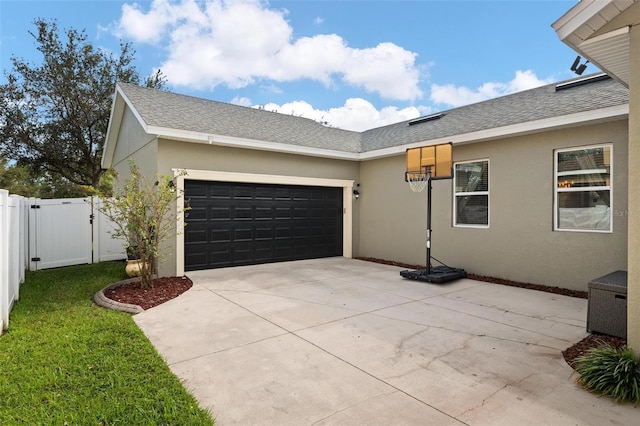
[
  {"xmin": 454, "ymin": 160, "xmax": 489, "ymax": 227},
  {"xmin": 554, "ymin": 145, "xmax": 612, "ymax": 232}
]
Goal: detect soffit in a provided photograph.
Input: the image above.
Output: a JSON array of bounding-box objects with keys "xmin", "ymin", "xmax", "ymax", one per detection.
[{"xmin": 553, "ymin": 0, "xmax": 634, "ymax": 87}]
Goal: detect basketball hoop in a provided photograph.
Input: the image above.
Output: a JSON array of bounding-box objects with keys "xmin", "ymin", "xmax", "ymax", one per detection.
[
  {"xmin": 406, "ymin": 171, "xmax": 429, "ymax": 193},
  {"xmin": 400, "ymin": 142, "xmax": 467, "ymax": 283}
]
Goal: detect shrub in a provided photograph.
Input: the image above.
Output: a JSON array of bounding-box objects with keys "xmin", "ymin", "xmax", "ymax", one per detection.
[
  {"xmin": 96, "ymin": 161, "xmax": 187, "ymax": 288},
  {"xmin": 574, "ymin": 344, "xmax": 640, "ymax": 404}
]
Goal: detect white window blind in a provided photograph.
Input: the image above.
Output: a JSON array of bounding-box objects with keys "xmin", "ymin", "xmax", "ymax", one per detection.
[
  {"xmin": 554, "ymin": 145, "xmax": 612, "ymax": 232},
  {"xmin": 454, "ymin": 160, "xmax": 489, "ymax": 227}
]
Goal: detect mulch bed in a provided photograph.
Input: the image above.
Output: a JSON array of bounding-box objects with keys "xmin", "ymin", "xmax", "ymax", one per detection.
[
  {"xmin": 562, "ymin": 333, "xmax": 628, "ymax": 368},
  {"xmin": 105, "ymin": 276, "xmax": 193, "ymax": 310}
]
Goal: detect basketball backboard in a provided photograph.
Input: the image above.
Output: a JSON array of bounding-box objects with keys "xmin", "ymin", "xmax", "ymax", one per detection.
[{"xmin": 405, "ymin": 142, "xmax": 453, "ymax": 181}]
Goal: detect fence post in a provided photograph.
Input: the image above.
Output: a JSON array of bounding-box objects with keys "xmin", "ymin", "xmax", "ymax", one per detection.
[
  {"xmin": 1, "ymin": 190, "xmax": 9, "ymax": 332},
  {"xmin": 28, "ymin": 197, "xmax": 39, "ymax": 271}
]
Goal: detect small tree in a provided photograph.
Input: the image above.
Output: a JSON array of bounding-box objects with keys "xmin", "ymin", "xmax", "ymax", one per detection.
[{"xmin": 97, "ymin": 161, "xmax": 187, "ymax": 288}]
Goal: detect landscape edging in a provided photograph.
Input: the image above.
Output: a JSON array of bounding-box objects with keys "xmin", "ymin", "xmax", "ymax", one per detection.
[{"xmin": 94, "ymin": 278, "xmax": 145, "ymax": 314}]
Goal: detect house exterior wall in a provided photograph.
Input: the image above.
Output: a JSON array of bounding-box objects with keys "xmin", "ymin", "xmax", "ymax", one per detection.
[
  {"xmin": 155, "ymin": 138, "xmax": 361, "ymax": 277},
  {"xmin": 359, "ymin": 120, "xmax": 628, "ymax": 291},
  {"xmin": 627, "ymin": 20, "xmax": 640, "ymax": 348},
  {"xmin": 109, "ymin": 107, "xmax": 159, "ymax": 179}
]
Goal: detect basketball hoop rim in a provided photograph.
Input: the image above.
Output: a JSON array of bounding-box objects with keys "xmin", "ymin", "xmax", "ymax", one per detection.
[{"xmin": 404, "ymin": 170, "xmax": 430, "ymax": 183}]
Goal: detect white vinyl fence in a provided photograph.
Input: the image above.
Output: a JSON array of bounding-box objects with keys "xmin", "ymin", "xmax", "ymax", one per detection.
[
  {"xmin": 1, "ymin": 192, "xmax": 126, "ymax": 334},
  {"xmin": 0, "ymin": 190, "xmax": 28, "ymax": 334}
]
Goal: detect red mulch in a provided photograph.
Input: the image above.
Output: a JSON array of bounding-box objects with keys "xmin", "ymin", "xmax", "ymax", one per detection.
[
  {"xmin": 105, "ymin": 276, "xmax": 193, "ymax": 310},
  {"xmin": 356, "ymin": 256, "xmax": 628, "ymax": 369},
  {"xmin": 562, "ymin": 334, "xmax": 628, "ymax": 368}
]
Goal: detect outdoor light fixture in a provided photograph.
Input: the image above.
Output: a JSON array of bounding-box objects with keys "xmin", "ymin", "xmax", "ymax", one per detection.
[
  {"xmin": 353, "ymin": 184, "xmax": 360, "ymax": 199},
  {"xmin": 570, "ymin": 55, "xmax": 589, "ymax": 75}
]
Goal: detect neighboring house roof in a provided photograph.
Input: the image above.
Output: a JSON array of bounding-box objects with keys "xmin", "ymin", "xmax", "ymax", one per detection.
[{"xmin": 103, "ymin": 73, "xmax": 629, "ymax": 168}]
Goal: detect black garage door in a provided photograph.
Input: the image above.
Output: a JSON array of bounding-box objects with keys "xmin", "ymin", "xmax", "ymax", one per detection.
[{"xmin": 184, "ymin": 180, "xmax": 343, "ymax": 271}]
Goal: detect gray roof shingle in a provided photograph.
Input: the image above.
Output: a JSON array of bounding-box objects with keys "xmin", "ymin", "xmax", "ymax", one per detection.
[
  {"xmin": 118, "ymin": 73, "xmax": 628, "ymax": 155},
  {"xmin": 118, "ymin": 82, "xmax": 362, "ymax": 153},
  {"xmin": 361, "ymin": 74, "xmax": 628, "ymax": 151}
]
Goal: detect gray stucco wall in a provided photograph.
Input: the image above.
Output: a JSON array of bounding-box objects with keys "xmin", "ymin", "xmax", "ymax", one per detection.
[
  {"xmin": 156, "ymin": 139, "xmax": 361, "ymax": 277},
  {"xmin": 359, "ymin": 120, "xmax": 628, "ymax": 291},
  {"xmin": 110, "ymin": 107, "xmax": 159, "ymax": 179},
  {"xmin": 627, "ymin": 14, "xmax": 640, "ymax": 348}
]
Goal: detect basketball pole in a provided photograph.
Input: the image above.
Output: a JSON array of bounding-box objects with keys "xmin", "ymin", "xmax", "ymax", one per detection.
[
  {"xmin": 400, "ymin": 142, "xmax": 466, "ymax": 283},
  {"xmin": 425, "ymin": 169, "xmax": 432, "ymax": 275}
]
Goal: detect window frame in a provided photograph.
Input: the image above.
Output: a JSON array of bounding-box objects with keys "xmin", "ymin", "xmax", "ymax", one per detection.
[
  {"xmin": 453, "ymin": 158, "xmax": 490, "ymax": 228},
  {"xmin": 553, "ymin": 144, "xmax": 613, "ymax": 233}
]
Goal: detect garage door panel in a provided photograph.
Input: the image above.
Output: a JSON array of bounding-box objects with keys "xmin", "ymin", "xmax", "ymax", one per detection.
[
  {"xmin": 210, "ymin": 228, "xmax": 231, "ymax": 242},
  {"xmin": 233, "ymin": 227, "xmax": 253, "ymax": 241},
  {"xmin": 184, "ymin": 180, "xmax": 343, "ymax": 270},
  {"xmin": 186, "ymin": 227, "xmax": 208, "ymax": 243},
  {"xmin": 187, "ymin": 206, "xmax": 207, "ymax": 221}
]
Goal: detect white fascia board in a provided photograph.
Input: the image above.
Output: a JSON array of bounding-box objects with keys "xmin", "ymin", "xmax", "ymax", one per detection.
[
  {"xmin": 102, "ymin": 84, "xmax": 152, "ymax": 169},
  {"xmin": 147, "ymin": 125, "xmax": 361, "ymax": 161},
  {"xmin": 580, "ymin": 25, "xmax": 629, "ymax": 46},
  {"xmin": 101, "ymin": 90, "xmax": 122, "ymax": 169},
  {"xmin": 552, "ymin": 0, "xmax": 613, "ymax": 42},
  {"xmin": 360, "ymin": 104, "xmax": 629, "ymax": 160},
  {"xmin": 117, "ymin": 85, "xmax": 151, "ymax": 134},
  {"xmin": 177, "ymin": 169, "xmax": 355, "ymax": 188}
]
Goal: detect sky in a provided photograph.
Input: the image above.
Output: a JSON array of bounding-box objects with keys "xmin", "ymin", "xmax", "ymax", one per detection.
[{"xmin": 0, "ymin": 0, "xmax": 584, "ymax": 131}]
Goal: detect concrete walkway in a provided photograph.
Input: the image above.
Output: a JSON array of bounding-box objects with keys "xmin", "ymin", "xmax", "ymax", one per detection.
[{"xmin": 134, "ymin": 258, "xmax": 637, "ymax": 425}]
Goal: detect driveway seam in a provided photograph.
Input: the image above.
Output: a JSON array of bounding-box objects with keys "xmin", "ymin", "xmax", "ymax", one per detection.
[{"xmin": 207, "ymin": 286, "xmax": 469, "ymax": 426}]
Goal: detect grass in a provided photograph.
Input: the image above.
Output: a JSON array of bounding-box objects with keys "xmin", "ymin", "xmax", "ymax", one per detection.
[
  {"xmin": 0, "ymin": 261, "xmax": 214, "ymax": 425},
  {"xmin": 574, "ymin": 344, "xmax": 640, "ymax": 405}
]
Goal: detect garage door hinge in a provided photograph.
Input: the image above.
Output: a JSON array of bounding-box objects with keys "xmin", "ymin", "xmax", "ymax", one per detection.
[
  {"xmin": 31, "ymin": 257, "xmax": 41, "ymax": 262},
  {"xmin": 31, "ymin": 204, "xmax": 40, "ymax": 209}
]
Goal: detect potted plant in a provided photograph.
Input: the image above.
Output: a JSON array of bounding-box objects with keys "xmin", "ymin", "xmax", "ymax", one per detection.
[{"xmin": 125, "ymin": 245, "xmax": 143, "ymax": 277}]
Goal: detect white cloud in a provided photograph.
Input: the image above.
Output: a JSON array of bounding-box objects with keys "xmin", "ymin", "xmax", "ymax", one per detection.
[
  {"xmin": 114, "ymin": 0, "xmax": 422, "ymax": 101},
  {"xmin": 430, "ymin": 70, "xmax": 551, "ymax": 108},
  {"xmin": 257, "ymin": 98, "xmax": 424, "ymax": 132},
  {"xmin": 230, "ymin": 96, "xmax": 252, "ymax": 107}
]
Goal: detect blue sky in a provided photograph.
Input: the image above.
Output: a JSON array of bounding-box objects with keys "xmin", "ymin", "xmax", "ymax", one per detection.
[{"xmin": 1, "ymin": 0, "xmax": 582, "ymax": 131}]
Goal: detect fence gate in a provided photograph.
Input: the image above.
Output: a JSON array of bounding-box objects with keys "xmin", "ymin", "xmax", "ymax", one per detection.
[
  {"xmin": 92, "ymin": 198, "xmax": 127, "ymax": 263},
  {"xmin": 29, "ymin": 198, "xmax": 93, "ymax": 271}
]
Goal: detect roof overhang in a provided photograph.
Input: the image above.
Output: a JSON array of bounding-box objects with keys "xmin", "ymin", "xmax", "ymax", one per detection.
[
  {"xmin": 103, "ymin": 84, "xmax": 628, "ymax": 166},
  {"xmin": 101, "ymin": 84, "xmax": 361, "ymax": 169},
  {"xmin": 552, "ymin": 0, "xmax": 635, "ymax": 88},
  {"xmin": 102, "ymin": 85, "xmax": 127, "ymax": 169},
  {"xmin": 361, "ymin": 103, "xmax": 628, "ymax": 160},
  {"xmin": 149, "ymin": 126, "xmax": 361, "ymax": 161}
]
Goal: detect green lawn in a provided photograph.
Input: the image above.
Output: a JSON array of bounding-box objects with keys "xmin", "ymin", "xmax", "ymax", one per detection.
[{"xmin": 0, "ymin": 261, "xmax": 214, "ymax": 425}]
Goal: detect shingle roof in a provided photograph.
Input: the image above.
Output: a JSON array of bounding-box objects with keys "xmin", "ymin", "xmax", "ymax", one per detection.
[
  {"xmin": 118, "ymin": 82, "xmax": 362, "ymax": 153},
  {"xmin": 117, "ymin": 73, "xmax": 628, "ymax": 155},
  {"xmin": 361, "ymin": 74, "xmax": 628, "ymax": 151}
]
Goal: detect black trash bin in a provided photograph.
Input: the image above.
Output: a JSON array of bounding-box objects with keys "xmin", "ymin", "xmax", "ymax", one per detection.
[{"xmin": 586, "ymin": 270, "xmax": 627, "ymax": 338}]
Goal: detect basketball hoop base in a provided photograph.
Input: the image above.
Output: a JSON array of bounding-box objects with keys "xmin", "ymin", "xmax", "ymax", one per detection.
[{"xmin": 400, "ymin": 266, "xmax": 467, "ymax": 283}]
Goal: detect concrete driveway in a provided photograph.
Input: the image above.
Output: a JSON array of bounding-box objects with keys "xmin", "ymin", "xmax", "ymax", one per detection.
[{"xmin": 134, "ymin": 258, "xmax": 637, "ymax": 425}]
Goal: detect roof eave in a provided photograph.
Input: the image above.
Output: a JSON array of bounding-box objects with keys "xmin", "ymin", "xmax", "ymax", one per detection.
[
  {"xmin": 360, "ymin": 104, "xmax": 629, "ymax": 160},
  {"xmin": 552, "ymin": 0, "xmax": 634, "ymax": 88},
  {"xmin": 148, "ymin": 125, "xmax": 361, "ymax": 161},
  {"xmin": 101, "ymin": 83, "xmax": 151, "ymax": 169}
]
